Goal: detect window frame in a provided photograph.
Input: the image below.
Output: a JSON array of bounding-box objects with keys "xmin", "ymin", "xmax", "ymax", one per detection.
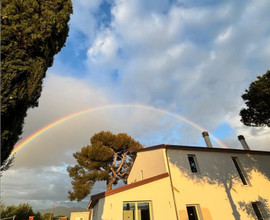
[
  {"xmin": 252, "ymin": 202, "xmax": 264, "ymax": 220},
  {"xmin": 231, "ymin": 157, "xmax": 249, "ymax": 186},
  {"xmin": 123, "ymin": 201, "xmax": 152, "ymax": 220},
  {"xmin": 186, "ymin": 204, "xmax": 203, "ymax": 220},
  {"xmin": 187, "ymin": 154, "xmax": 200, "ymax": 173}
]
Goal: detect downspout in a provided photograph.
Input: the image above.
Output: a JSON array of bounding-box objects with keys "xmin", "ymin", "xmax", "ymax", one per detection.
[{"xmin": 165, "ymin": 148, "xmax": 179, "ymax": 220}]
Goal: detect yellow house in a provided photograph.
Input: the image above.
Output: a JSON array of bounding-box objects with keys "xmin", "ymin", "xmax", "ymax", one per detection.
[
  {"xmin": 70, "ymin": 211, "xmax": 92, "ymax": 220},
  {"xmin": 87, "ymin": 132, "xmax": 270, "ymax": 220}
]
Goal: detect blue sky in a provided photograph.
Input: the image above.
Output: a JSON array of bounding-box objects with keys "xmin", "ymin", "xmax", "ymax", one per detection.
[{"xmin": 2, "ymin": 0, "xmax": 270, "ymax": 211}]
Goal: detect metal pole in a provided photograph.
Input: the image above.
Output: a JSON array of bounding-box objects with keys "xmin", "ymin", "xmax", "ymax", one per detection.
[
  {"xmin": 0, "ymin": 172, "xmax": 2, "ymax": 214},
  {"xmin": 49, "ymin": 201, "xmax": 56, "ymax": 220}
]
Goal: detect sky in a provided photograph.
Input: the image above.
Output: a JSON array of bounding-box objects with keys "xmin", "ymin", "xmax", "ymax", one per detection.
[{"xmin": 1, "ymin": 0, "xmax": 270, "ymax": 211}]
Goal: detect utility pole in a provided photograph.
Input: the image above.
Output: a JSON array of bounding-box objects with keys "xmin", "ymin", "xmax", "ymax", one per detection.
[
  {"xmin": 49, "ymin": 201, "xmax": 56, "ymax": 220},
  {"xmin": 0, "ymin": 171, "xmax": 3, "ymax": 214},
  {"xmin": 0, "ymin": 172, "xmax": 2, "ymax": 214}
]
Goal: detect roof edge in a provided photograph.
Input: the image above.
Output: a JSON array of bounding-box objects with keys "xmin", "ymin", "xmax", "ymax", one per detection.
[
  {"xmin": 137, "ymin": 144, "xmax": 270, "ymax": 155},
  {"xmin": 87, "ymin": 172, "xmax": 169, "ymax": 209}
]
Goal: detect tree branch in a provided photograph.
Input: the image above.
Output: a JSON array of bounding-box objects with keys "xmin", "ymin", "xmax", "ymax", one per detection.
[
  {"xmin": 110, "ymin": 166, "xmax": 117, "ymax": 180},
  {"xmin": 118, "ymin": 171, "xmax": 128, "ymax": 177},
  {"xmin": 116, "ymin": 150, "xmax": 129, "ymax": 173}
]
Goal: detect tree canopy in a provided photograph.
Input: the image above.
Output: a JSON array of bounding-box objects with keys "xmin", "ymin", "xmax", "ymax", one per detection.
[
  {"xmin": 240, "ymin": 70, "xmax": 270, "ymax": 127},
  {"xmin": 67, "ymin": 131, "xmax": 144, "ymax": 202},
  {"xmin": 1, "ymin": 203, "xmax": 41, "ymax": 220},
  {"xmin": 41, "ymin": 213, "xmax": 53, "ymax": 220},
  {"xmin": 1, "ymin": 0, "xmax": 73, "ymax": 166}
]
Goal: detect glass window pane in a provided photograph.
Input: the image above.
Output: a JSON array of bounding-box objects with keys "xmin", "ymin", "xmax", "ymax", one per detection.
[
  {"xmin": 186, "ymin": 206, "xmax": 199, "ymax": 220},
  {"xmin": 137, "ymin": 203, "xmax": 150, "ymax": 220},
  {"xmin": 252, "ymin": 203, "xmax": 264, "ymax": 220},
  {"xmin": 188, "ymin": 156, "xmax": 198, "ymax": 173},
  {"xmin": 123, "ymin": 203, "xmax": 135, "ymax": 220},
  {"xmin": 232, "ymin": 158, "xmax": 248, "ymax": 185}
]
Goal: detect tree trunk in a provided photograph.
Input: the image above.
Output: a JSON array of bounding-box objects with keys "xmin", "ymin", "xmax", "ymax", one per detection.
[{"xmin": 106, "ymin": 180, "xmax": 113, "ymax": 191}]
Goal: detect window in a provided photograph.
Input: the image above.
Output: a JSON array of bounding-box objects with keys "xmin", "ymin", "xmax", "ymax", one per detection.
[
  {"xmin": 232, "ymin": 157, "xmax": 248, "ymax": 185},
  {"xmin": 123, "ymin": 202, "xmax": 151, "ymax": 220},
  {"xmin": 252, "ymin": 202, "xmax": 264, "ymax": 220},
  {"xmin": 188, "ymin": 155, "xmax": 199, "ymax": 173},
  {"xmin": 186, "ymin": 205, "xmax": 202, "ymax": 220}
]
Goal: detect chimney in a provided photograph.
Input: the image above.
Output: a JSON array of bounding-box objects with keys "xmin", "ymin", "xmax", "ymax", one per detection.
[
  {"xmin": 238, "ymin": 135, "xmax": 250, "ymax": 150},
  {"xmin": 202, "ymin": 131, "xmax": 213, "ymax": 148}
]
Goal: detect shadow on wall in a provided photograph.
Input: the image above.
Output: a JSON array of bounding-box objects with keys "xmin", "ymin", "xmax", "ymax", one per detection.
[
  {"xmin": 238, "ymin": 196, "xmax": 270, "ymax": 219},
  {"xmin": 168, "ymin": 151, "xmax": 270, "ymax": 220}
]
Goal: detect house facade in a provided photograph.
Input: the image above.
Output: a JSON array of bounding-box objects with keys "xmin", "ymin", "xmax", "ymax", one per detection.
[
  {"xmin": 87, "ymin": 133, "xmax": 270, "ymax": 220},
  {"xmin": 70, "ymin": 212, "xmax": 91, "ymax": 220}
]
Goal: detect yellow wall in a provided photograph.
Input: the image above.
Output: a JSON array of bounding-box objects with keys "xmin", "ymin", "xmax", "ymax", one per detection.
[
  {"xmin": 128, "ymin": 149, "xmax": 168, "ymax": 184},
  {"xmin": 93, "ymin": 177, "xmax": 177, "ymax": 220},
  {"xmin": 70, "ymin": 212, "xmax": 91, "ymax": 220},
  {"xmin": 167, "ymin": 149, "xmax": 270, "ymax": 220}
]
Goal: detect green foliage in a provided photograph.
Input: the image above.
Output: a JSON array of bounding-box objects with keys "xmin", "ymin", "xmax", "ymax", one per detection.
[
  {"xmin": 67, "ymin": 131, "xmax": 144, "ymax": 202},
  {"xmin": 1, "ymin": 203, "xmax": 41, "ymax": 220},
  {"xmin": 1, "ymin": 0, "xmax": 73, "ymax": 166},
  {"xmin": 1, "ymin": 154, "xmax": 15, "ymax": 176},
  {"xmin": 42, "ymin": 213, "xmax": 53, "ymax": 220},
  {"xmin": 240, "ymin": 70, "xmax": 270, "ymax": 127},
  {"xmin": 55, "ymin": 215, "xmax": 66, "ymax": 217}
]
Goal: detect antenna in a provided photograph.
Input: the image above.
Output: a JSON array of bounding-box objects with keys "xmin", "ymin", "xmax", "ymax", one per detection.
[{"xmin": 49, "ymin": 201, "xmax": 56, "ymax": 220}]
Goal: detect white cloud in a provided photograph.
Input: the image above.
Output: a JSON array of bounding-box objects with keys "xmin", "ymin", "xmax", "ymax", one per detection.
[
  {"xmin": 2, "ymin": 0, "xmax": 270, "ymax": 210},
  {"xmin": 87, "ymin": 29, "xmax": 118, "ymax": 64},
  {"xmin": 216, "ymin": 26, "xmax": 232, "ymax": 42}
]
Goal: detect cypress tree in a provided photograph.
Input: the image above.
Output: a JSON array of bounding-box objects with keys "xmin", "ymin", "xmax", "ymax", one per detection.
[{"xmin": 1, "ymin": 0, "xmax": 73, "ymax": 165}]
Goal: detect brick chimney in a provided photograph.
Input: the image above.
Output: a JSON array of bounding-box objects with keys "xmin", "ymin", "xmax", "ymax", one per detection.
[
  {"xmin": 202, "ymin": 131, "xmax": 213, "ymax": 148},
  {"xmin": 238, "ymin": 135, "xmax": 250, "ymax": 150}
]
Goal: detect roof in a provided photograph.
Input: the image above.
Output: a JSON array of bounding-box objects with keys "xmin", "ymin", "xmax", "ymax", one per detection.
[
  {"xmin": 137, "ymin": 144, "xmax": 270, "ymax": 155},
  {"xmin": 87, "ymin": 144, "xmax": 270, "ymax": 210},
  {"xmin": 87, "ymin": 172, "xmax": 169, "ymax": 209}
]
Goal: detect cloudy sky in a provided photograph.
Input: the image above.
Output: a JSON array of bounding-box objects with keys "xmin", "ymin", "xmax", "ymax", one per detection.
[{"xmin": 2, "ymin": 0, "xmax": 270, "ymax": 211}]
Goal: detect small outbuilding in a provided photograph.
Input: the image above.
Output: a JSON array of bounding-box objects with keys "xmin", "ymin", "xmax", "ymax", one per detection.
[{"xmin": 70, "ymin": 211, "xmax": 92, "ymax": 220}]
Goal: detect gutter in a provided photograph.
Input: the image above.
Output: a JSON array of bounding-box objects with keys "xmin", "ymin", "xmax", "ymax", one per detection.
[{"xmin": 165, "ymin": 148, "xmax": 179, "ymax": 220}]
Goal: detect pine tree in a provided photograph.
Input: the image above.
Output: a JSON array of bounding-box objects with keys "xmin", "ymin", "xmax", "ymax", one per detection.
[
  {"xmin": 67, "ymin": 131, "xmax": 144, "ymax": 202},
  {"xmin": 1, "ymin": 0, "xmax": 73, "ymax": 166},
  {"xmin": 240, "ymin": 70, "xmax": 270, "ymax": 127}
]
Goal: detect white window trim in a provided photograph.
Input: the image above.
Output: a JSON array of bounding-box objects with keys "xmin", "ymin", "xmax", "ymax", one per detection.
[
  {"xmin": 231, "ymin": 157, "xmax": 251, "ymax": 186},
  {"xmin": 187, "ymin": 154, "xmax": 200, "ymax": 173},
  {"xmin": 186, "ymin": 204, "xmax": 204, "ymax": 220},
  {"xmin": 123, "ymin": 201, "xmax": 152, "ymax": 220},
  {"xmin": 252, "ymin": 202, "xmax": 265, "ymax": 220}
]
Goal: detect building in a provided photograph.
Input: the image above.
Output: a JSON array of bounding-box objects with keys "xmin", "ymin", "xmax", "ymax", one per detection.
[
  {"xmin": 87, "ymin": 132, "xmax": 270, "ymax": 220},
  {"xmin": 70, "ymin": 212, "xmax": 91, "ymax": 220},
  {"xmin": 54, "ymin": 217, "xmax": 68, "ymax": 220}
]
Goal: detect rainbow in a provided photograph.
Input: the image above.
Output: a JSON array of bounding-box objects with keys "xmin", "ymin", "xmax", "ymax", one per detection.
[{"xmin": 10, "ymin": 104, "xmax": 228, "ymax": 157}]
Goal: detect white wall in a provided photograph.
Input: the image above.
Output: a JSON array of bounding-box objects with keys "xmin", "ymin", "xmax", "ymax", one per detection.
[
  {"xmin": 167, "ymin": 149, "xmax": 270, "ymax": 220},
  {"xmin": 128, "ymin": 149, "xmax": 168, "ymax": 184},
  {"xmin": 92, "ymin": 177, "xmax": 177, "ymax": 220}
]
